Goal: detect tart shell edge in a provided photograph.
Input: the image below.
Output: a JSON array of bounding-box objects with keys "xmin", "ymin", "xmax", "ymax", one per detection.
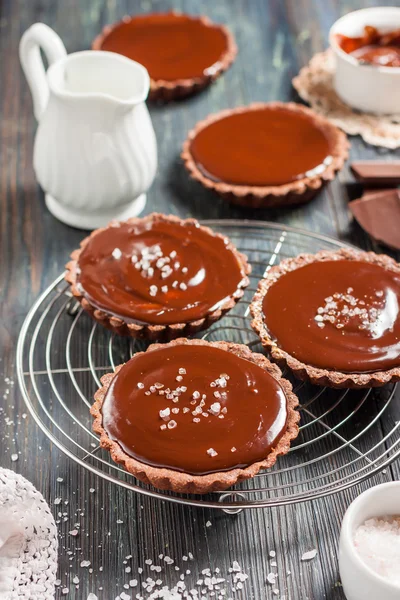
[
  {"xmin": 250, "ymin": 247, "xmax": 400, "ymax": 389},
  {"xmin": 92, "ymin": 12, "xmax": 237, "ymax": 102},
  {"xmin": 90, "ymin": 338, "xmax": 300, "ymax": 494},
  {"xmin": 64, "ymin": 213, "xmax": 251, "ymax": 341},
  {"xmin": 181, "ymin": 102, "xmax": 350, "ymax": 208}
]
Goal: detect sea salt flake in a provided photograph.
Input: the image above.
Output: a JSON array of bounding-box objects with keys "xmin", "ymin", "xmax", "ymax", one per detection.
[
  {"xmin": 149, "ymin": 285, "xmax": 158, "ymax": 297},
  {"xmin": 80, "ymin": 560, "xmax": 91, "ymax": 568},
  {"xmin": 159, "ymin": 408, "xmax": 171, "ymax": 420},
  {"xmin": 301, "ymin": 549, "xmax": 317, "ymax": 561},
  {"xmin": 11, "ymin": 454, "xmax": 18, "ymax": 462},
  {"xmin": 207, "ymin": 448, "xmax": 218, "ymax": 457},
  {"xmin": 206, "ymin": 521, "xmax": 212, "ymax": 527},
  {"xmin": 209, "ymin": 402, "xmax": 221, "ymax": 415},
  {"xmin": 112, "ymin": 248, "xmax": 122, "ymax": 259}
]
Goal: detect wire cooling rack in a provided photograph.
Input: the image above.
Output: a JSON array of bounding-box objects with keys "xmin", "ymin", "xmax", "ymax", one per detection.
[{"xmin": 16, "ymin": 220, "xmax": 400, "ymax": 510}]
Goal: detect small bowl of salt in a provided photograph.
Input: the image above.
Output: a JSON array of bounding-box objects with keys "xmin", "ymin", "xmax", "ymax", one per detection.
[{"xmin": 339, "ymin": 481, "xmax": 400, "ymax": 600}]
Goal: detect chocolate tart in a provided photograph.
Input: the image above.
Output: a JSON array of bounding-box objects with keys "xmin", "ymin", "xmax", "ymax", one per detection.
[
  {"xmin": 65, "ymin": 214, "xmax": 250, "ymax": 341},
  {"xmin": 92, "ymin": 12, "xmax": 237, "ymax": 101},
  {"xmin": 250, "ymin": 248, "xmax": 400, "ymax": 389},
  {"xmin": 91, "ymin": 338, "xmax": 300, "ymax": 494},
  {"xmin": 182, "ymin": 102, "xmax": 349, "ymax": 208}
]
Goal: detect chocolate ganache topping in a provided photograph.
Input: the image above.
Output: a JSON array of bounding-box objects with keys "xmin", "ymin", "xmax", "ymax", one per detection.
[
  {"xmin": 188, "ymin": 106, "xmax": 333, "ymax": 187},
  {"xmin": 96, "ymin": 13, "xmax": 230, "ymax": 81},
  {"xmin": 101, "ymin": 344, "xmax": 289, "ymax": 475},
  {"xmin": 75, "ymin": 219, "xmax": 248, "ymax": 326},
  {"xmin": 262, "ymin": 260, "xmax": 400, "ymax": 373}
]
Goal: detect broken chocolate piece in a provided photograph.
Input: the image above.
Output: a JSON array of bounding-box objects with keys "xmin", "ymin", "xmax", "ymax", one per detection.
[
  {"xmin": 351, "ymin": 162, "xmax": 400, "ymax": 187},
  {"xmin": 349, "ymin": 189, "xmax": 400, "ymax": 251}
]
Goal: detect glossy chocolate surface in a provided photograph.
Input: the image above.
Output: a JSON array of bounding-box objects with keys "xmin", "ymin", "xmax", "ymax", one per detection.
[
  {"xmin": 336, "ymin": 26, "xmax": 400, "ymax": 67},
  {"xmin": 98, "ymin": 13, "xmax": 229, "ymax": 81},
  {"xmin": 262, "ymin": 260, "xmax": 400, "ymax": 373},
  {"xmin": 101, "ymin": 344, "xmax": 288, "ymax": 475},
  {"xmin": 189, "ymin": 107, "xmax": 332, "ymax": 187},
  {"xmin": 76, "ymin": 220, "xmax": 247, "ymax": 325}
]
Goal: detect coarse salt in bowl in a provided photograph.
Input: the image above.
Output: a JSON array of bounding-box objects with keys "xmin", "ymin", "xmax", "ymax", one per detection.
[{"xmin": 339, "ymin": 482, "xmax": 400, "ymax": 600}]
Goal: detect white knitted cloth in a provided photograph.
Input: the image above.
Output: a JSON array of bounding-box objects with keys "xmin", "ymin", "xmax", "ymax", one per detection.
[{"xmin": 0, "ymin": 468, "xmax": 57, "ymax": 599}]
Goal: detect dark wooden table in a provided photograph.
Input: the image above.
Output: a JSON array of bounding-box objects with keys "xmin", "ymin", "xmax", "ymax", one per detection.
[{"xmin": 1, "ymin": 0, "xmax": 399, "ymax": 598}]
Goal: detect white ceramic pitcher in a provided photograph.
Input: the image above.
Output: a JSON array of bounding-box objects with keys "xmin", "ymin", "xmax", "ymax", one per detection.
[{"xmin": 19, "ymin": 23, "xmax": 157, "ymax": 229}]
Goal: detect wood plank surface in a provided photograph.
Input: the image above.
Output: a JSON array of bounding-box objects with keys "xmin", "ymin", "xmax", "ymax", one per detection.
[{"xmin": 0, "ymin": 0, "xmax": 399, "ymax": 599}]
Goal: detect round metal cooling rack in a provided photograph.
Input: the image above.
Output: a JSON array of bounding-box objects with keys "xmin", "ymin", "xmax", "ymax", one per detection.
[{"xmin": 16, "ymin": 220, "xmax": 400, "ymax": 510}]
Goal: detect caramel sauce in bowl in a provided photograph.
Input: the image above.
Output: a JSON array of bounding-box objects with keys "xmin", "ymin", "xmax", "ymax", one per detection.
[{"xmin": 329, "ymin": 7, "xmax": 400, "ymax": 114}]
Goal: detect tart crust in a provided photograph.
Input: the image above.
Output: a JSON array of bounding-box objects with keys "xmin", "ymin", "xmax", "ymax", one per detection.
[
  {"xmin": 181, "ymin": 102, "xmax": 350, "ymax": 208},
  {"xmin": 92, "ymin": 12, "xmax": 237, "ymax": 102},
  {"xmin": 90, "ymin": 338, "xmax": 300, "ymax": 494},
  {"xmin": 250, "ymin": 248, "xmax": 400, "ymax": 389},
  {"xmin": 65, "ymin": 213, "xmax": 250, "ymax": 341}
]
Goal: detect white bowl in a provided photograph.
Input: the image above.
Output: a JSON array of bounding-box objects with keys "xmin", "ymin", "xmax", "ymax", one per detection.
[
  {"xmin": 339, "ymin": 482, "xmax": 400, "ymax": 600},
  {"xmin": 329, "ymin": 7, "xmax": 400, "ymax": 114}
]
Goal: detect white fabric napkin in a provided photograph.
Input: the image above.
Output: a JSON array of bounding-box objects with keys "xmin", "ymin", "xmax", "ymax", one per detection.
[{"xmin": 0, "ymin": 468, "xmax": 57, "ymax": 599}]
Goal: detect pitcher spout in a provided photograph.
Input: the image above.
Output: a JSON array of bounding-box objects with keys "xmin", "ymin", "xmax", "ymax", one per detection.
[{"xmin": 47, "ymin": 51, "xmax": 151, "ymax": 106}]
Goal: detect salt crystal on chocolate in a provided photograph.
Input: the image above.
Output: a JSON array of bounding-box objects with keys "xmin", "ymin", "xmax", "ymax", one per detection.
[
  {"xmin": 209, "ymin": 402, "xmax": 221, "ymax": 415},
  {"xmin": 112, "ymin": 248, "xmax": 122, "ymax": 259},
  {"xmin": 159, "ymin": 408, "xmax": 170, "ymax": 420},
  {"xmin": 207, "ymin": 448, "xmax": 218, "ymax": 457}
]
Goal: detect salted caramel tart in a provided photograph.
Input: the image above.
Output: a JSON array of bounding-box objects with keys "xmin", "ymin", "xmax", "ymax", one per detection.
[
  {"xmin": 182, "ymin": 102, "xmax": 349, "ymax": 208},
  {"xmin": 91, "ymin": 338, "xmax": 299, "ymax": 493},
  {"xmin": 251, "ymin": 249, "xmax": 400, "ymax": 388},
  {"xmin": 65, "ymin": 214, "xmax": 250, "ymax": 340},
  {"xmin": 92, "ymin": 12, "xmax": 237, "ymax": 101}
]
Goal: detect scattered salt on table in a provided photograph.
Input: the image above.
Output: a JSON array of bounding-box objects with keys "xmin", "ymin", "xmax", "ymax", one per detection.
[
  {"xmin": 354, "ymin": 515, "xmax": 400, "ymax": 585},
  {"xmin": 301, "ymin": 549, "xmax": 317, "ymax": 561}
]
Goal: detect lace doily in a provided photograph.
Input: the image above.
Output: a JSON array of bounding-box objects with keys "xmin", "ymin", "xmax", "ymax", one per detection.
[
  {"xmin": 0, "ymin": 468, "xmax": 57, "ymax": 599},
  {"xmin": 292, "ymin": 49, "xmax": 400, "ymax": 149}
]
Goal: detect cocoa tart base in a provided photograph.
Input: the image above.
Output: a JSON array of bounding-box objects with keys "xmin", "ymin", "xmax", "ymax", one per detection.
[
  {"xmin": 90, "ymin": 338, "xmax": 300, "ymax": 494},
  {"xmin": 250, "ymin": 248, "xmax": 400, "ymax": 389},
  {"xmin": 65, "ymin": 213, "xmax": 250, "ymax": 342},
  {"xmin": 182, "ymin": 102, "xmax": 349, "ymax": 209},
  {"xmin": 92, "ymin": 12, "xmax": 237, "ymax": 102}
]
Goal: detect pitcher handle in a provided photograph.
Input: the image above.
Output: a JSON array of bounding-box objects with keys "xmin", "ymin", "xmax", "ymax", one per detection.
[{"xmin": 19, "ymin": 23, "xmax": 67, "ymax": 121}]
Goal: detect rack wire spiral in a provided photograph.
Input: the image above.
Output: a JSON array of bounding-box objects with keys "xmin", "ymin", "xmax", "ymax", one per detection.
[{"xmin": 16, "ymin": 220, "xmax": 400, "ymax": 510}]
